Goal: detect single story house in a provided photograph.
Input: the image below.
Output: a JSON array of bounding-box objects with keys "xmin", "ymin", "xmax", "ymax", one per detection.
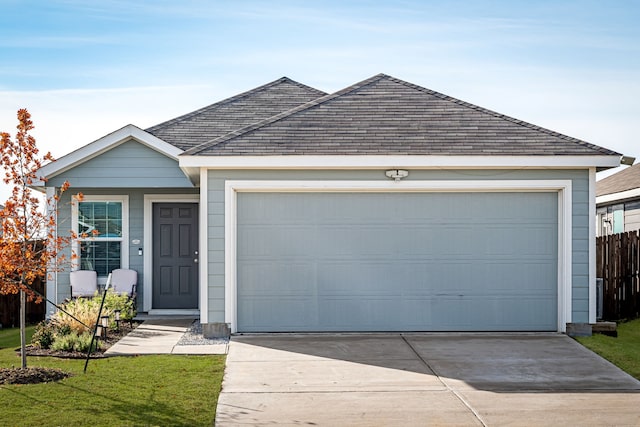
[
  {"xmin": 596, "ymin": 163, "xmax": 640, "ymax": 236},
  {"xmin": 36, "ymin": 74, "xmax": 624, "ymax": 336}
]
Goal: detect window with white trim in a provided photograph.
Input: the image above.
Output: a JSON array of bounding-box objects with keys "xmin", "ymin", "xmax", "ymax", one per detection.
[{"xmin": 72, "ymin": 195, "xmax": 129, "ymax": 280}]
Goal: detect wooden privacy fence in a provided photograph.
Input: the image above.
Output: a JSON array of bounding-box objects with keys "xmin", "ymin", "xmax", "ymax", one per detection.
[
  {"xmin": 596, "ymin": 230, "xmax": 640, "ymax": 320},
  {"xmin": 0, "ymin": 276, "xmax": 47, "ymax": 328}
]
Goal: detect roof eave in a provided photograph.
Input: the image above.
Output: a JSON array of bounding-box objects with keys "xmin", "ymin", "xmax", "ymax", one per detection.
[
  {"xmin": 179, "ymin": 154, "xmax": 621, "ymax": 170},
  {"xmin": 596, "ymin": 187, "xmax": 640, "ymax": 205}
]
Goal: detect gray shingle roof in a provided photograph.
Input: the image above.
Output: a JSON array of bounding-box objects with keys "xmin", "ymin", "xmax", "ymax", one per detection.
[
  {"xmin": 146, "ymin": 77, "xmax": 327, "ymax": 151},
  {"xmin": 597, "ymin": 163, "xmax": 640, "ymax": 197},
  {"xmin": 183, "ymin": 74, "xmax": 619, "ymax": 157}
]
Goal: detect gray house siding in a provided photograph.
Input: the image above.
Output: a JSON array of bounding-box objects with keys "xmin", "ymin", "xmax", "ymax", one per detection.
[
  {"xmin": 46, "ymin": 139, "xmax": 193, "ymax": 188},
  {"xmin": 47, "ymin": 139, "xmax": 197, "ymax": 310},
  {"xmin": 54, "ymin": 188, "xmax": 198, "ymax": 309},
  {"xmin": 47, "ymin": 139, "xmax": 198, "ymax": 309},
  {"xmin": 206, "ymin": 168, "xmax": 590, "ymax": 327}
]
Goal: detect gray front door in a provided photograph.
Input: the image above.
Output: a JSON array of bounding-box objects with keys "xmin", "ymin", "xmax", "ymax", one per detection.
[{"xmin": 153, "ymin": 203, "xmax": 199, "ymax": 309}]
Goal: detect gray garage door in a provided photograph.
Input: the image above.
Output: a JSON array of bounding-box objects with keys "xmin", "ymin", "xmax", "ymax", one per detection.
[{"xmin": 237, "ymin": 192, "xmax": 558, "ymax": 332}]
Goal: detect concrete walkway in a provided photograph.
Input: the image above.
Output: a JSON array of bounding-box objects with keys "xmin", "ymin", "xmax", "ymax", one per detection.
[
  {"xmin": 105, "ymin": 318, "xmax": 228, "ymax": 355},
  {"xmin": 216, "ymin": 334, "xmax": 640, "ymax": 426}
]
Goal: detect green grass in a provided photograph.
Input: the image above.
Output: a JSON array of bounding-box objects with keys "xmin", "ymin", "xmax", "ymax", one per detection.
[
  {"xmin": 0, "ymin": 327, "xmax": 225, "ymax": 426},
  {"xmin": 576, "ymin": 318, "xmax": 640, "ymax": 380},
  {"xmin": 0, "ymin": 325, "xmax": 35, "ymax": 349}
]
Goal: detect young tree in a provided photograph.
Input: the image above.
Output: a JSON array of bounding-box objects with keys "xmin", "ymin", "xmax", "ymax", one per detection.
[{"xmin": 0, "ymin": 109, "xmax": 71, "ymax": 368}]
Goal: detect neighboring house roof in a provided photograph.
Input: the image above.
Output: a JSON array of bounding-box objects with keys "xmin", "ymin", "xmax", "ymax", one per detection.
[
  {"xmin": 146, "ymin": 77, "xmax": 327, "ymax": 151},
  {"xmin": 183, "ymin": 73, "xmax": 620, "ymax": 157},
  {"xmin": 596, "ymin": 163, "xmax": 640, "ymax": 204},
  {"xmin": 597, "ymin": 163, "xmax": 640, "ymax": 196}
]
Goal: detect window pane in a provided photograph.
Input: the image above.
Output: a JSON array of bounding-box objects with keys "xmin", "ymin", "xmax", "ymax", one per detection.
[
  {"xmin": 80, "ymin": 241, "xmax": 121, "ymax": 277},
  {"xmin": 78, "ymin": 201, "xmax": 122, "ymax": 237},
  {"xmin": 613, "ymin": 209, "xmax": 624, "ymax": 234},
  {"xmin": 107, "ymin": 203, "xmax": 121, "ymax": 218}
]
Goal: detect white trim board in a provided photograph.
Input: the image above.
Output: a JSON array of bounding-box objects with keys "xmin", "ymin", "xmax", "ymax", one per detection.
[
  {"xmin": 143, "ymin": 194, "xmax": 200, "ymax": 313},
  {"xmin": 589, "ymin": 168, "xmax": 597, "ymax": 323},
  {"xmin": 199, "ymin": 169, "xmax": 209, "ymax": 323},
  {"xmin": 224, "ymin": 179, "xmax": 573, "ymax": 333},
  {"xmin": 45, "ymin": 186, "xmax": 58, "ymax": 318},
  {"xmin": 181, "ymin": 154, "xmax": 620, "ymax": 170},
  {"xmin": 596, "ymin": 187, "xmax": 640, "ymax": 205}
]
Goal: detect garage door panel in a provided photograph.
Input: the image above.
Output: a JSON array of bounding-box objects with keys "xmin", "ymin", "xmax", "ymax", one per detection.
[
  {"xmin": 237, "ymin": 192, "xmax": 558, "ymax": 332},
  {"xmin": 240, "ymin": 297, "xmax": 318, "ymax": 330},
  {"xmin": 480, "ymin": 262, "xmax": 557, "ymax": 292},
  {"xmin": 239, "ymin": 262, "xmax": 317, "ymax": 295},
  {"xmin": 239, "ymin": 225, "xmax": 318, "ymax": 257}
]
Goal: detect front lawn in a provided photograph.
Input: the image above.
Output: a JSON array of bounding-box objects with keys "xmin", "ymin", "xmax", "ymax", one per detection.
[
  {"xmin": 0, "ymin": 325, "xmax": 35, "ymax": 349},
  {"xmin": 0, "ymin": 327, "xmax": 225, "ymax": 426},
  {"xmin": 576, "ymin": 318, "xmax": 640, "ymax": 380}
]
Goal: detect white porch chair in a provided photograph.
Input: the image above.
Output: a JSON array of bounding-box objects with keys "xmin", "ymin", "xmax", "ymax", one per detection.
[
  {"xmin": 110, "ymin": 268, "xmax": 138, "ymax": 302},
  {"xmin": 70, "ymin": 270, "xmax": 98, "ymax": 298}
]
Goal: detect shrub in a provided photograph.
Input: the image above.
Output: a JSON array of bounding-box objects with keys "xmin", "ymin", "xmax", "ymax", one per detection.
[
  {"xmin": 32, "ymin": 290, "xmax": 135, "ymax": 351},
  {"xmin": 51, "ymin": 296, "xmax": 101, "ymax": 335},
  {"xmin": 103, "ymin": 291, "xmax": 136, "ymax": 323},
  {"xmin": 50, "ymin": 332, "xmax": 100, "ymax": 352},
  {"xmin": 31, "ymin": 321, "xmax": 55, "ymax": 349}
]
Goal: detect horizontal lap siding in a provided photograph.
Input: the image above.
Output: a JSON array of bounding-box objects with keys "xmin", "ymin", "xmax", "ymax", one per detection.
[
  {"xmin": 47, "ymin": 139, "xmax": 193, "ymax": 188},
  {"xmin": 54, "ymin": 188, "xmax": 198, "ymax": 310},
  {"xmin": 625, "ymin": 201, "xmax": 640, "ymax": 233}
]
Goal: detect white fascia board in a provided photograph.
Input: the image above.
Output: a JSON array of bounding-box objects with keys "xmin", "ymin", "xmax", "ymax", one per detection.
[
  {"xmin": 179, "ymin": 154, "xmax": 620, "ymax": 170},
  {"xmin": 596, "ymin": 187, "xmax": 640, "ymax": 205},
  {"xmin": 35, "ymin": 124, "xmax": 183, "ymax": 185}
]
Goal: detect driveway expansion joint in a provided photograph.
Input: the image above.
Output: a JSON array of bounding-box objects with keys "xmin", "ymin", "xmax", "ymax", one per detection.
[{"xmin": 400, "ymin": 334, "xmax": 489, "ymax": 427}]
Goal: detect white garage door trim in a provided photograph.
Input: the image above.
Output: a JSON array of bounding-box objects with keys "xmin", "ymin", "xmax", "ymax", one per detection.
[{"xmin": 224, "ymin": 180, "xmax": 573, "ymax": 333}]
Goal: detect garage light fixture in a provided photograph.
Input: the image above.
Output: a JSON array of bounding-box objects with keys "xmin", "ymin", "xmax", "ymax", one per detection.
[
  {"xmin": 385, "ymin": 169, "xmax": 409, "ymax": 181},
  {"xmin": 621, "ymin": 155, "xmax": 635, "ymax": 166}
]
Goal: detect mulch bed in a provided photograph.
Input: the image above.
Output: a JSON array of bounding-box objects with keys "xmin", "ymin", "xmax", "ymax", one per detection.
[
  {"xmin": 22, "ymin": 321, "xmax": 140, "ymax": 359},
  {"xmin": 0, "ymin": 367, "xmax": 71, "ymax": 385},
  {"xmin": 1, "ymin": 322, "xmax": 140, "ymax": 385}
]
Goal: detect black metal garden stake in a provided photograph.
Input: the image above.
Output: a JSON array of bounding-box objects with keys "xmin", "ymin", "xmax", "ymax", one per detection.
[{"xmin": 84, "ymin": 274, "xmax": 112, "ymax": 373}]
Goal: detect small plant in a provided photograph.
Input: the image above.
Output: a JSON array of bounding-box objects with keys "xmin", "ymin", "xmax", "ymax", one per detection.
[
  {"xmin": 50, "ymin": 294, "xmax": 101, "ymax": 335},
  {"xmin": 50, "ymin": 333, "xmax": 78, "ymax": 352},
  {"xmin": 31, "ymin": 321, "xmax": 55, "ymax": 349},
  {"xmin": 50, "ymin": 332, "xmax": 100, "ymax": 352},
  {"xmin": 31, "ymin": 290, "xmax": 136, "ymax": 352},
  {"xmin": 103, "ymin": 291, "xmax": 136, "ymax": 323}
]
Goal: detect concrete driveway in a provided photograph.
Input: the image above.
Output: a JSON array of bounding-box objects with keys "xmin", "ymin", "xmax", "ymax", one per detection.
[{"xmin": 215, "ymin": 334, "xmax": 640, "ymax": 426}]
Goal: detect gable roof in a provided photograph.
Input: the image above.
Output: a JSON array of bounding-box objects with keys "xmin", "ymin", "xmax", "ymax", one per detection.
[
  {"xmin": 146, "ymin": 77, "xmax": 326, "ymax": 151},
  {"xmin": 34, "ymin": 124, "xmax": 182, "ymax": 187},
  {"xmin": 183, "ymin": 73, "xmax": 620, "ymax": 157},
  {"xmin": 597, "ymin": 163, "xmax": 640, "ymax": 198}
]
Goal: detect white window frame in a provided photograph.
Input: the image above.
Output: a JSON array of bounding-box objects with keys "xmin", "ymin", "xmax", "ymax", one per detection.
[{"xmin": 72, "ymin": 195, "xmax": 129, "ymax": 284}]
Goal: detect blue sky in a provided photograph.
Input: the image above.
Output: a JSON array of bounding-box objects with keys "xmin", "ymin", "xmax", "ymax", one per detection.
[{"xmin": 1, "ymin": 0, "xmax": 639, "ymax": 199}]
